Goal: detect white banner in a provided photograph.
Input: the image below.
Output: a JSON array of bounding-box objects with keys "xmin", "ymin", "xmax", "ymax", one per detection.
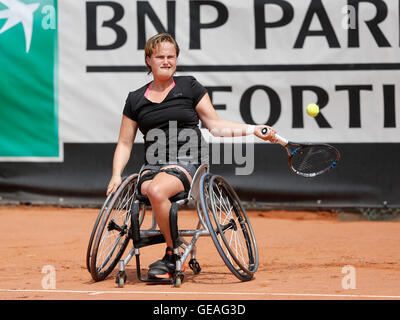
[{"xmin": 58, "ymin": 0, "xmax": 400, "ymax": 144}]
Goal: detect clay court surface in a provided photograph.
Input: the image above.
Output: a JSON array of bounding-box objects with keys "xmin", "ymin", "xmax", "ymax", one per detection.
[{"xmin": 1, "ymin": 205, "xmax": 400, "ymax": 300}]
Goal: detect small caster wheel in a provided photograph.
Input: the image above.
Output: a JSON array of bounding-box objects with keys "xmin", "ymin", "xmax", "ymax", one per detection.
[
  {"xmin": 116, "ymin": 271, "xmax": 127, "ymax": 288},
  {"xmin": 189, "ymin": 259, "xmax": 201, "ymax": 275},
  {"xmin": 173, "ymin": 273, "xmax": 184, "ymax": 287}
]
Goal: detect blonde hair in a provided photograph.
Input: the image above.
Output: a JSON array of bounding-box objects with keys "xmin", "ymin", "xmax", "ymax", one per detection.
[{"xmin": 144, "ymin": 33, "xmax": 180, "ymax": 74}]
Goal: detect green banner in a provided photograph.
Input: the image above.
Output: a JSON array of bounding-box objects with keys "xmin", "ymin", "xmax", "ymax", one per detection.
[{"xmin": 0, "ymin": 0, "xmax": 58, "ymax": 158}]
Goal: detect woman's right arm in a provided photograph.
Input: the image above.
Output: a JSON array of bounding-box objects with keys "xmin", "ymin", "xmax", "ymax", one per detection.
[{"xmin": 106, "ymin": 115, "xmax": 138, "ymax": 195}]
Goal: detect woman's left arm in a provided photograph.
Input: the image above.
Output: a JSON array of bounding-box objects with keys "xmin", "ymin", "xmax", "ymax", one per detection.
[{"xmin": 195, "ymin": 93, "xmax": 277, "ymax": 142}]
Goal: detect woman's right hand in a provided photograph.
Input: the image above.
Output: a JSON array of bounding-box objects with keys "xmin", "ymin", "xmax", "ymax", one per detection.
[
  {"xmin": 106, "ymin": 175, "xmax": 122, "ymax": 195},
  {"xmin": 254, "ymin": 125, "xmax": 279, "ymax": 143}
]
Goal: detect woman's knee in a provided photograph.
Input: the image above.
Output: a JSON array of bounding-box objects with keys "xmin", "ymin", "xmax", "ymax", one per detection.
[
  {"xmin": 146, "ymin": 183, "xmax": 168, "ymax": 203},
  {"xmin": 140, "ymin": 180, "xmax": 151, "ymax": 196}
]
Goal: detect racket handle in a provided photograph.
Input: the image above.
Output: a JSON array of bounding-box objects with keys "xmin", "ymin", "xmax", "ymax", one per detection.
[{"xmin": 261, "ymin": 127, "xmax": 288, "ymax": 146}]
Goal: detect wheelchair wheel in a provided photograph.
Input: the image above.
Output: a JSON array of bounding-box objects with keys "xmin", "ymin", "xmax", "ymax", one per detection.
[
  {"xmin": 89, "ymin": 174, "xmax": 138, "ymax": 282},
  {"xmin": 199, "ymin": 173, "xmax": 258, "ymax": 281}
]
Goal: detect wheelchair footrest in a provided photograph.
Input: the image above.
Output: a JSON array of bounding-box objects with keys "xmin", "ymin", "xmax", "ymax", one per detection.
[{"xmin": 134, "ymin": 250, "xmax": 187, "ymax": 285}]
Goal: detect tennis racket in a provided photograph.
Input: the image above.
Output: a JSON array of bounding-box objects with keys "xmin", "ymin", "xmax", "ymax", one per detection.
[{"xmin": 261, "ymin": 127, "xmax": 340, "ymax": 178}]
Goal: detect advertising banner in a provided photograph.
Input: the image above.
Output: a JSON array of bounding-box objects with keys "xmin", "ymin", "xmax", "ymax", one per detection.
[{"xmin": 0, "ymin": 0, "xmax": 399, "ymax": 208}]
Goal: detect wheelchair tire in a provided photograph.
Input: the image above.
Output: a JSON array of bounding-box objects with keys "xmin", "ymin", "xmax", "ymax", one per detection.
[
  {"xmin": 86, "ymin": 191, "xmax": 114, "ymax": 273},
  {"xmin": 89, "ymin": 174, "xmax": 138, "ymax": 282},
  {"xmin": 199, "ymin": 173, "xmax": 259, "ymax": 281}
]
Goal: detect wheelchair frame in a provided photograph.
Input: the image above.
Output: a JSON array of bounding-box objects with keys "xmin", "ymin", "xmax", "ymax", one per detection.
[{"xmin": 87, "ymin": 163, "xmax": 259, "ymax": 287}]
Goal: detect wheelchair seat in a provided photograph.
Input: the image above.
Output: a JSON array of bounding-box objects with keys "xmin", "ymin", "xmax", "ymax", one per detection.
[{"xmin": 135, "ymin": 191, "xmax": 188, "ymax": 206}]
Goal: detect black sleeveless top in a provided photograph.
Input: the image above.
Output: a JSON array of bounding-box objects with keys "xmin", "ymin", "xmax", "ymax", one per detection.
[{"xmin": 123, "ymin": 76, "xmax": 209, "ymax": 165}]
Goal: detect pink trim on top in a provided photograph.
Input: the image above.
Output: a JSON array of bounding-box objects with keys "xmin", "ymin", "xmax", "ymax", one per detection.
[
  {"xmin": 144, "ymin": 79, "xmax": 176, "ymax": 99},
  {"xmin": 144, "ymin": 83, "xmax": 151, "ymax": 99}
]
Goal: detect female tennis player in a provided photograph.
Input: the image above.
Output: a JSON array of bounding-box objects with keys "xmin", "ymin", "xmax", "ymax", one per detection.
[{"xmin": 106, "ymin": 33, "xmax": 277, "ymax": 279}]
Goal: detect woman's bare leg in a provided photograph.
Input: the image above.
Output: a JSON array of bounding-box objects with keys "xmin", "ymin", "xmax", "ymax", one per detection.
[{"xmin": 140, "ymin": 166, "xmax": 192, "ymax": 248}]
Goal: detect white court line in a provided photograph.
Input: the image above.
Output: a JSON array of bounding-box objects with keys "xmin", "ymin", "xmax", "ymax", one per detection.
[{"xmin": 1, "ymin": 289, "xmax": 400, "ymax": 299}]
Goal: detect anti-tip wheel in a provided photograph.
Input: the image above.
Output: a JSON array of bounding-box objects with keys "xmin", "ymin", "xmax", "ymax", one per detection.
[
  {"xmin": 116, "ymin": 271, "xmax": 127, "ymax": 288},
  {"xmin": 173, "ymin": 273, "xmax": 184, "ymax": 287}
]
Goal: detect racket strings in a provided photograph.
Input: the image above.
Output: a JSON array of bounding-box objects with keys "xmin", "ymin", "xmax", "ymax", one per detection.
[{"xmin": 290, "ymin": 146, "xmax": 338, "ymax": 175}]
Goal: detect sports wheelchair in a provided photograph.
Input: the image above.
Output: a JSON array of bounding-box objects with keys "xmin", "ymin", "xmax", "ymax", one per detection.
[{"xmin": 86, "ymin": 164, "xmax": 259, "ymax": 287}]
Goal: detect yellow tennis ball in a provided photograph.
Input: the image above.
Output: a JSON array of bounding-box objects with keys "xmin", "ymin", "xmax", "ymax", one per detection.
[{"xmin": 306, "ymin": 103, "xmax": 319, "ymax": 117}]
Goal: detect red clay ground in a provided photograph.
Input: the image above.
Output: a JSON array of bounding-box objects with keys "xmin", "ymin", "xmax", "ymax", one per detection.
[{"xmin": 1, "ymin": 206, "xmax": 400, "ymax": 300}]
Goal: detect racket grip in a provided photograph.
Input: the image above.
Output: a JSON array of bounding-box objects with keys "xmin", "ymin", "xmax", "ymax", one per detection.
[{"xmin": 261, "ymin": 127, "xmax": 288, "ymax": 146}]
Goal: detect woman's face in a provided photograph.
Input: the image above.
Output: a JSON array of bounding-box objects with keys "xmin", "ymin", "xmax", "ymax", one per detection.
[{"xmin": 146, "ymin": 41, "xmax": 177, "ymax": 81}]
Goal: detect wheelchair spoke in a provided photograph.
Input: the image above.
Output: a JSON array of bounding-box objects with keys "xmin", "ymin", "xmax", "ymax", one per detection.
[
  {"xmin": 212, "ymin": 188, "xmax": 233, "ymax": 226},
  {"xmin": 227, "ymin": 230, "xmax": 235, "ymax": 262},
  {"xmin": 97, "ymin": 234, "xmax": 123, "ymax": 272},
  {"xmin": 219, "ymin": 192, "xmax": 233, "ymax": 222},
  {"xmin": 234, "ymin": 231, "xmax": 248, "ymax": 268},
  {"xmin": 98, "ymin": 226, "xmax": 124, "ymax": 256},
  {"xmin": 114, "ymin": 183, "xmax": 134, "ymax": 220},
  {"xmin": 212, "ymin": 189, "xmax": 242, "ymax": 267}
]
